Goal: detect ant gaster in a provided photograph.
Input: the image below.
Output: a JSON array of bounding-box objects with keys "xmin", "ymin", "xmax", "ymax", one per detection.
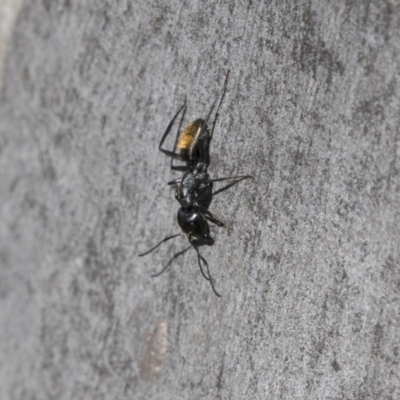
[{"xmin": 139, "ymin": 71, "xmax": 252, "ymax": 297}]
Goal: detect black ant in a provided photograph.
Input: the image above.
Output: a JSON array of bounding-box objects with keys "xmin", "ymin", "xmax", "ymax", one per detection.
[{"xmin": 139, "ymin": 71, "xmax": 252, "ymax": 297}]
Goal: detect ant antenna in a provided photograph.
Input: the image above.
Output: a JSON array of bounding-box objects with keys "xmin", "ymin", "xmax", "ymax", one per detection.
[{"xmin": 193, "ymin": 245, "xmax": 221, "ymax": 297}]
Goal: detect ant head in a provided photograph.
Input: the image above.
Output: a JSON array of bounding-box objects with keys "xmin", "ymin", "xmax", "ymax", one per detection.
[{"xmin": 177, "ymin": 208, "xmax": 214, "ymax": 246}]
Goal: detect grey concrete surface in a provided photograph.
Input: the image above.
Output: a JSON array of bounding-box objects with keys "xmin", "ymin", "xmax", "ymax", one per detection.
[
  {"xmin": 0, "ymin": 1, "xmax": 399, "ymax": 399},
  {"xmin": 0, "ymin": 0, "xmax": 23, "ymax": 94}
]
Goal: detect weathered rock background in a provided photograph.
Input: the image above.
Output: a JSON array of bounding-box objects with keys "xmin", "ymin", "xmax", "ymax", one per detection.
[{"xmin": 0, "ymin": 1, "xmax": 399, "ymax": 399}]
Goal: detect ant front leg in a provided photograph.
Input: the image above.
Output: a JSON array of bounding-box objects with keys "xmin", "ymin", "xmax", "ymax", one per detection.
[
  {"xmin": 167, "ymin": 178, "xmax": 182, "ymax": 186},
  {"xmin": 194, "ymin": 205, "xmax": 224, "ymax": 227},
  {"xmin": 204, "ymin": 211, "xmax": 224, "ymax": 227}
]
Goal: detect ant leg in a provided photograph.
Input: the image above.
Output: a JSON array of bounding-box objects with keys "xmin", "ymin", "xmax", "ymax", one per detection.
[
  {"xmin": 170, "ymin": 164, "xmax": 188, "ymax": 172},
  {"xmin": 205, "ymin": 213, "xmax": 224, "ymax": 227},
  {"xmin": 171, "ymin": 100, "xmax": 188, "ymax": 171},
  {"xmin": 167, "ymin": 178, "xmax": 182, "ymax": 186},
  {"xmin": 139, "ymin": 233, "xmax": 181, "ymax": 257},
  {"xmin": 203, "ymin": 174, "xmax": 253, "ymax": 184},
  {"xmin": 197, "ymin": 71, "xmax": 231, "ymax": 151},
  {"xmin": 210, "ymin": 70, "xmax": 230, "ymax": 141},
  {"xmin": 151, "ymin": 246, "xmax": 191, "ymax": 277},
  {"xmin": 194, "ymin": 205, "xmax": 224, "ymax": 227},
  {"xmin": 211, "ymin": 175, "xmax": 254, "ymax": 197},
  {"xmin": 193, "ymin": 245, "xmax": 221, "ymax": 297},
  {"xmin": 159, "ymin": 103, "xmax": 187, "ymax": 161}
]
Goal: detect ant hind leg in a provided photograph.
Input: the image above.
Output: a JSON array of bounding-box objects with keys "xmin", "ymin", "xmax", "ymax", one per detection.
[
  {"xmin": 159, "ymin": 103, "xmax": 187, "ymax": 161},
  {"xmin": 210, "ymin": 70, "xmax": 230, "ymax": 141}
]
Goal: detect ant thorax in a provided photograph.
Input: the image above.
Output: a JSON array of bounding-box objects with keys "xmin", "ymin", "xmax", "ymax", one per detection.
[{"xmin": 175, "ymin": 164, "xmax": 212, "ymax": 209}]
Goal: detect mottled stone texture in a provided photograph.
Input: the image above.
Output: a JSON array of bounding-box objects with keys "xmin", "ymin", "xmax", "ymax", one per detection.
[{"xmin": 0, "ymin": 1, "xmax": 399, "ymax": 399}]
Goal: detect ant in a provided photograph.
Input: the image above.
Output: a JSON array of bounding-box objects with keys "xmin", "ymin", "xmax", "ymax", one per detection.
[{"xmin": 139, "ymin": 71, "xmax": 252, "ymax": 297}]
